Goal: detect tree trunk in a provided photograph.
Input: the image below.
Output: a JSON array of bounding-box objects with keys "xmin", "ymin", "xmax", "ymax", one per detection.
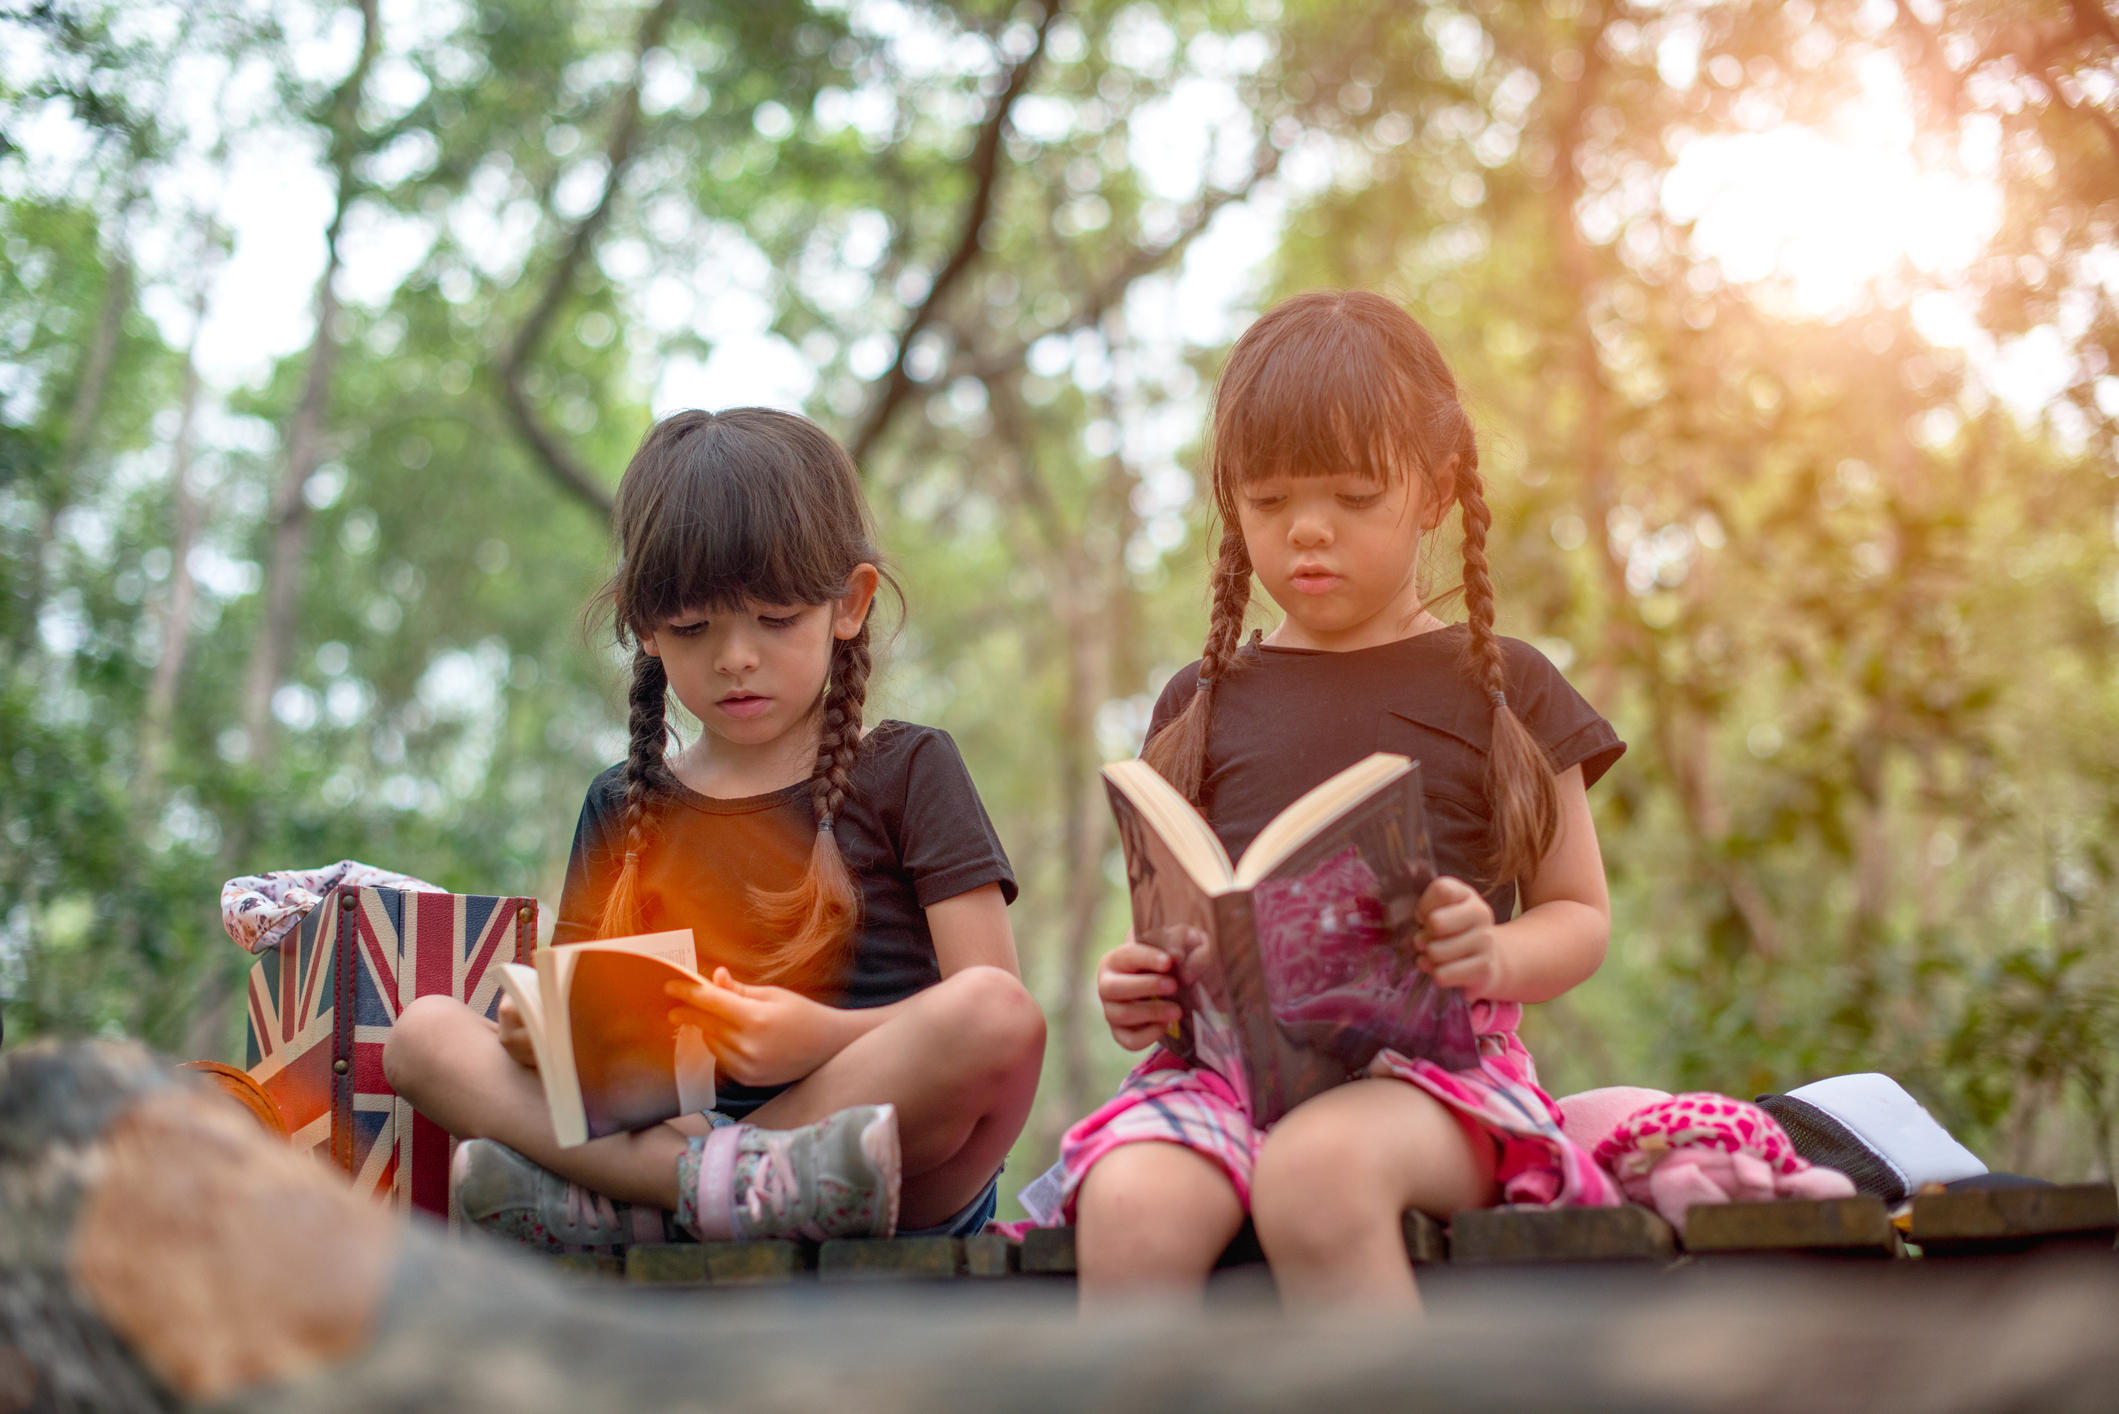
[
  {"xmin": 16, "ymin": 254, "xmax": 130, "ymax": 656},
  {"xmin": 238, "ymin": 269, "xmax": 342, "ymax": 756},
  {"xmin": 140, "ymin": 286, "xmax": 209, "ymax": 797},
  {"xmin": 237, "ymin": 0, "xmax": 378, "ymax": 763}
]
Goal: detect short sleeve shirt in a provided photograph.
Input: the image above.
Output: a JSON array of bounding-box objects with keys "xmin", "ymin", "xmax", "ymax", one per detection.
[
  {"xmin": 555, "ymin": 721, "xmax": 1016, "ymax": 1118},
  {"xmin": 1147, "ymin": 626, "xmax": 1623, "ymax": 922}
]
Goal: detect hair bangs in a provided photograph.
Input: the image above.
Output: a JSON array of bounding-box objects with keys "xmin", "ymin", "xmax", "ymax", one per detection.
[
  {"xmin": 1210, "ymin": 296, "xmax": 1430, "ymax": 511},
  {"xmin": 604, "ymin": 409, "xmax": 879, "ymax": 639}
]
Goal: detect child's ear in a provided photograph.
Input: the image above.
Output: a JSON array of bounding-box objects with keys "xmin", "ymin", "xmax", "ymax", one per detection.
[
  {"xmin": 1420, "ymin": 457, "xmax": 1458, "ymax": 531},
  {"xmin": 834, "ymin": 563, "xmax": 881, "ymax": 640}
]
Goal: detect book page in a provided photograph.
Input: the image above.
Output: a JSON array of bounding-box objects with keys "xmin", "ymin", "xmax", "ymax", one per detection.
[
  {"xmin": 1233, "ymin": 753, "xmax": 1413, "ymax": 889},
  {"xmin": 496, "ymin": 963, "xmax": 585, "ymax": 1146},
  {"xmin": 563, "ymin": 949, "xmax": 717, "ymax": 1143},
  {"xmin": 565, "ymin": 928, "xmax": 699, "ymax": 973},
  {"xmin": 1101, "ymin": 759, "xmax": 1234, "ymax": 892},
  {"xmin": 1105, "ymin": 774, "xmax": 1242, "ymax": 1078}
]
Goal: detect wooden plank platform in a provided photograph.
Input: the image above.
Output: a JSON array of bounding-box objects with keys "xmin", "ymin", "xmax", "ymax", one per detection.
[
  {"xmin": 819, "ymin": 1236, "xmax": 966, "ymax": 1282},
  {"xmin": 625, "ymin": 1241, "xmax": 811, "ymax": 1285},
  {"xmin": 1685, "ymin": 1196, "xmax": 1902, "ymax": 1257},
  {"xmin": 1910, "ymin": 1182, "xmax": 2119, "ymax": 1257},
  {"xmin": 541, "ymin": 1190, "xmax": 2119, "ymax": 1284},
  {"xmin": 1449, "ymin": 1204, "xmax": 1675, "ymax": 1265}
]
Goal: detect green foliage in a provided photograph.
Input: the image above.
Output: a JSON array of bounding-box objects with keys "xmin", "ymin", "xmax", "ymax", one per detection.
[{"xmin": 3, "ymin": 0, "xmax": 2116, "ymax": 1192}]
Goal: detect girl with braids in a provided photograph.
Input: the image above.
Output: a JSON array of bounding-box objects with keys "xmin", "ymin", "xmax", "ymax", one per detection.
[
  {"xmin": 1058, "ymin": 291, "xmax": 1626, "ymax": 1309},
  {"xmin": 385, "ymin": 408, "xmax": 1044, "ymax": 1251}
]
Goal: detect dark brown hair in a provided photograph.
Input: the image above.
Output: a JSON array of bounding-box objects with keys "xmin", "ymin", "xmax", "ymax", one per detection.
[
  {"xmin": 1143, "ymin": 289, "xmax": 1559, "ymax": 886},
  {"xmin": 593, "ymin": 408, "xmax": 889, "ymax": 984}
]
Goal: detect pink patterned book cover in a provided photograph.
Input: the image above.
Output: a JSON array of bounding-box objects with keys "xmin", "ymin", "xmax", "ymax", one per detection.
[{"xmin": 1105, "ymin": 754, "xmax": 1478, "ymax": 1127}]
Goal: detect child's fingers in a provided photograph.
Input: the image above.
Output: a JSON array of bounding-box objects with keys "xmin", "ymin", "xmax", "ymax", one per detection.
[
  {"xmin": 1104, "ymin": 941, "xmax": 1174, "ymax": 975},
  {"xmin": 1105, "ymin": 999, "xmax": 1179, "ymax": 1030},
  {"xmin": 1420, "ymin": 894, "xmax": 1491, "ymax": 942},
  {"xmin": 1427, "ymin": 955, "xmax": 1496, "ymax": 994},
  {"xmin": 663, "ymin": 977, "xmax": 757, "ymax": 1024},
  {"xmin": 1419, "ymin": 927, "xmax": 1490, "ymax": 965},
  {"xmin": 710, "ymin": 966, "xmax": 771, "ymax": 1000},
  {"xmin": 1415, "ymin": 875, "xmax": 1477, "ymax": 925},
  {"xmin": 665, "ymin": 1004, "xmax": 720, "ymax": 1033},
  {"xmin": 1098, "ymin": 970, "xmax": 1178, "ymax": 1003}
]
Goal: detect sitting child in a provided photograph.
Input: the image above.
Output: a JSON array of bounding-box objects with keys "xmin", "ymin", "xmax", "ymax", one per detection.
[
  {"xmin": 1067, "ymin": 290, "xmax": 1628, "ymax": 1309},
  {"xmin": 385, "ymin": 408, "xmax": 1044, "ymax": 1246}
]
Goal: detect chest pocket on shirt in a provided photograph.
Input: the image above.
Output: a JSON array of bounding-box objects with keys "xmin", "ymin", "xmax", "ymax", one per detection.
[{"xmin": 1376, "ymin": 703, "xmax": 1489, "ymax": 814}]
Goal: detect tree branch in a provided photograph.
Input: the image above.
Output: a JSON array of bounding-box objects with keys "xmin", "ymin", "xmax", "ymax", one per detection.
[
  {"xmin": 962, "ymin": 138, "xmax": 1284, "ymax": 384},
  {"xmin": 845, "ymin": 1, "xmax": 1064, "ymax": 471},
  {"xmin": 498, "ymin": 0, "xmax": 678, "ymax": 521}
]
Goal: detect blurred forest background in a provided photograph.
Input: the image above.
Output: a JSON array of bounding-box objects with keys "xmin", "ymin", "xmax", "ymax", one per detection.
[{"xmin": 4, "ymin": 0, "xmax": 2118, "ymax": 1208}]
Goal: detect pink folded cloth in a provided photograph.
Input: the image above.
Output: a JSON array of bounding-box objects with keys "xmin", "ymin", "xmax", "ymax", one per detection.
[
  {"xmin": 1592, "ymin": 1092, "xmax": 1856, "ymax": 1234},
  {"xmin": 1556, "ymin": 1086, "xmax": 1674, "ymax": 1153}
]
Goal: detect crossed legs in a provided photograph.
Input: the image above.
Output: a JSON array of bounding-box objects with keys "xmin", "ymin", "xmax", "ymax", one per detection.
[{"xmin": 383, "ymin": 965, "xmax": 1045, "ymax": 1230}]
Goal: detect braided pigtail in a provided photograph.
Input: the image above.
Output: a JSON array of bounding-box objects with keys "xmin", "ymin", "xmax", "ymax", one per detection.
[
  {"xmin": 598, "ymin": 649, "xmax": 678, "ymax": 938},
  {"xmin": 747, "ymin": 621, "xmax": 870, "ymax": 984},
  {"xmin": 1142, "ymin": 532, "xmax": 1252, "ymax": 803},
  {"xmin": 1455, "ymin": 436, "xmax": 1559, "ymax": 887}
]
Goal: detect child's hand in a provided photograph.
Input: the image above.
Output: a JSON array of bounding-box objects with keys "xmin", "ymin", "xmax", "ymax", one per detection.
[
  {"xmin": 1415, "ymin": 876, "xmax": 1507, "ymax": 1000},
  {"xmin": 494, "ymin": 993, "xmax": 539, "ymax": 1071},
  {"xmin": 664, "ymin": 968, "xmax": 841, "ymax": 1088},
  {"xmin": 1097, "ymin": 930, "xmax": 1184, "ymax": 1051}
]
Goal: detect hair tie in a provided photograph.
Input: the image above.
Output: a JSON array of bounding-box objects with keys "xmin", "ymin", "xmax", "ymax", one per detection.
[
  {"xmin": 1489, "ymin": 688, "xmax": 1507, "ymax": 710},
  {"xmin": 818, "ymin": 817, "xmax": 835, "ymax": 834},
  {"xmin": 624, "ymin": 851, "xmax": 640, "ymax": 866},
  {"xmin": 1195, "ymin": 675, "xmax": 1212, "ymax": 692}
]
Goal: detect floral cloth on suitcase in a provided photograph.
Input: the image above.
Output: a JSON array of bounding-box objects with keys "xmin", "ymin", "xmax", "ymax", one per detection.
[
  {"xmin": 221, "ymin": 860, "xmax": 442, "ymax": 954},
  {"xmin": 1043, "ymin": 998, "xmax": 1621, "ymax": 1222}
]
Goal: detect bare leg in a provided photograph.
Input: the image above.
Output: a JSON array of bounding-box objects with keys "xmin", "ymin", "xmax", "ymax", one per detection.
[
  {"xmin": 1248, "ymin": 1078, "xmax": 1498, "ymax": 1313},
  {"xmin": 1073, "ymin": 1142, "xmax": 1245, "ymax": 1310},
  {"xmin": 383, "ymin": 965, "xmax": 1045, "ymax": 1228}
]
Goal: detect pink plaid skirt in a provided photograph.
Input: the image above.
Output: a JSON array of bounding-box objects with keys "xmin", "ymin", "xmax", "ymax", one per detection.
[{"xmin": 1045, "ymin": 1000, "xmax": 1619, "ymax": 1222}]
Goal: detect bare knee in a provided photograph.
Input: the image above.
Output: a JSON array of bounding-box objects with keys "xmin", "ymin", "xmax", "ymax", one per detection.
[
  {"xmin": 922, "ymin": 966, "xmax": 1045, "ymax": 1080},
  {"xmin": 1252, "ymin": 1085, "xmax": 1489, "ymax": 1263},
  {"xmin": 1251, "ymin": 1111, "xmax": 1389, "ymax": 1258},
  {"xmin": 381, "ymin": 995, "xmax": 481, "ymax": 1097},
  {"xmin": 1076, "ymin": 1143, "xmax": 1242, "ymax": 1286}
]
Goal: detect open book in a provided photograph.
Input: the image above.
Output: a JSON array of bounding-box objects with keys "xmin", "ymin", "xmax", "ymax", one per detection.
[
  {"xmin": 495, "ymin": 929, "xmax": 718, "ymax": 1148},
  {"xmin": 1104, "ymin": 752, "xmax": 1478, "ymax": 1127}
]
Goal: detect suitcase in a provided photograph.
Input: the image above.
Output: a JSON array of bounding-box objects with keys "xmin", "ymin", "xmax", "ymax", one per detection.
[{"xmin": 243, "ymin": 885, "xmax": 537, "ymax": 1217}]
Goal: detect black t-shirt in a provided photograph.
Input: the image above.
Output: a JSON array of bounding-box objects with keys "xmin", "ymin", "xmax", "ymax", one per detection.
[
  {"xmin": 556, "ymin": 720, "xmax": 1016, "ymax": 1118},
  {"xmin": 1148, "ymin": 625, "xmax": 1623, "ymax": 922}
]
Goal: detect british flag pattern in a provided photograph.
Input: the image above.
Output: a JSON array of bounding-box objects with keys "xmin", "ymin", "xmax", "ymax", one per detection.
[{"xmin": 246, "ymin": 886, "xmax": 535, "ymax": 1218}]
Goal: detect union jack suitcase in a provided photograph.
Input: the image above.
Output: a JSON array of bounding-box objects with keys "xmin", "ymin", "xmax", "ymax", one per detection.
[{"xmin": 243, "ymin": 885, "xmax": 537, "ymax": 1217}]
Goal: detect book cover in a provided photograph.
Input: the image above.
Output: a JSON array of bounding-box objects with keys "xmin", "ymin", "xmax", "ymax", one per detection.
[
  {"xmin": 1106, "ymin": 754, "xmax": 1479, "ymax": 1127},
  {"xmin": 499, "ymin": 928, "xmax": 718, "ymax": 1147}
]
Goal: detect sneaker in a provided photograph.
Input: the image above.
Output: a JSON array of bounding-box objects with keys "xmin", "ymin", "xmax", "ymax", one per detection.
[
  {"xmin": 686, "ymin": 1104, "xmax": 901, "ymax": 1242},
  {"xmin": 452, "ymin": 1138, "xmax": 671, "ymax": 1253}
]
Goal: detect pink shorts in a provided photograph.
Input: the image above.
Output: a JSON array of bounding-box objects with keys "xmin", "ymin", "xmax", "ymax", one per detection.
[{"xmin": 1050, "ymin": 1000, "xmax": 1620, "ymax": 1221}]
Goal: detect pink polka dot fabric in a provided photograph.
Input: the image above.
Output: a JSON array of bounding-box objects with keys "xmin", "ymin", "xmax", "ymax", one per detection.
[
  {"xmin": 1592, "ymin": 1092, "xmax": 1809, "ymax": 1176},
  {"xmin": 1591, "ymin": 1091, "xmax": 1855, "ymax": 1233}
]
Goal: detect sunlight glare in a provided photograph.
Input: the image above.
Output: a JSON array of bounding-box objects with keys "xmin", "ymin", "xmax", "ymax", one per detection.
[{"xmin": 1662, "ymin": 60, "xmax": 2000, "ymax": 317}]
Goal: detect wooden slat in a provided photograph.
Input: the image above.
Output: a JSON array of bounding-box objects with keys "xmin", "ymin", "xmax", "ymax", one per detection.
[
  {"xmin": 963, "ymin": 1233, "xmax": 1017, "ymax": 1277},
  {"xmin": 1449, "ymin": 1204, "xmax": 1675, "ymax": 1264},
  {"xmin": 624, "ymin": 1242, "xmax": 810, "ymax": 1285},
  {"xmin": 1021, "ymin": 1226, "xmax": 1077, "ymax": 1275},
  {"xmin": 1402, "ymin": 1210, "xmax": 1448, "ymax": 1265},
  {"xmin": 1910, "ymin": 1182, "xmax": 2118, "ymax": 1256},
  {"xmin": 818, "ymin": 1237, "xmax": 964, "ymax": 1282},
  {"xmin": 1685, "ymin": 1196, "xmax": 1900, "ymax": 1256}
]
